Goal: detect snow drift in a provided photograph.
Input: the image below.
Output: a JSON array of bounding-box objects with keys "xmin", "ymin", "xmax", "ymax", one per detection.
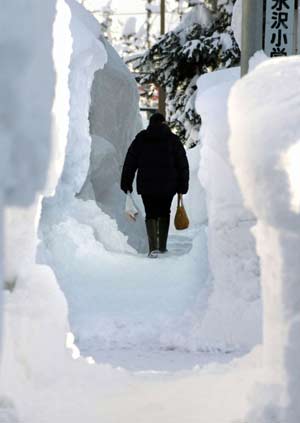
[
  {"xmin": 0, "ymin": 0, "xmax": 111, "ymax": 421},
  {"xmin": 229, "ymin": 55, "xmax": 300, "ymax": 423},
  {"xmin": 1, "ymin": 0, "xmax": 70, "ymax": 420},
  {"xmin": 195, "ymin": 67, "xmax": 262, "ymax": 351}
]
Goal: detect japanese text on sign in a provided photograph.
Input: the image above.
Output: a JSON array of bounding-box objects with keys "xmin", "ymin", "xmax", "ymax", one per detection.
[{"xmin": 265, "ymin": 0, "xmax": 296, "ymax": 57}]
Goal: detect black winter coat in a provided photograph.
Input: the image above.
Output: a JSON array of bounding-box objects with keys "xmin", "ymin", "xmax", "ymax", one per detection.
[{"xmin": 121, "ymin": 123, "xmax": 189, "ymax": 196}]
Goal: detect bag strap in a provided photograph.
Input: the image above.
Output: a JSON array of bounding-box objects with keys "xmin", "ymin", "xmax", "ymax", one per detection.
[{"xmin": 177, "ymin": 193, "xmax": 183, "ymax": 208}]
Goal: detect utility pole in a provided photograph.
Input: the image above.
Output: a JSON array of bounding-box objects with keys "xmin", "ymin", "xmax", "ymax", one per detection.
[
  {"xmin": 158, "ymin": 0, "xmax": 166, "ymax": 115},
  {"xmin": 241, "ymin": 0, "xmax": 264, "ymax": 76},
  {"xmin": 295, "ymin": 0, "xmax": 299, "ymax": 53},
  {"xmin": 146, "ymin": 0, "xmax": 152, "ymax": 49},
  {"xmin": 160, "ymin": 0, "xmax": 165, "ymax": 37}
]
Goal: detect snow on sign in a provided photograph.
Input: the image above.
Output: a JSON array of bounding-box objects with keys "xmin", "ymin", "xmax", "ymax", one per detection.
[{"xmin": 265, "ymin": 0, "xmax": 296, "ymax": 57}]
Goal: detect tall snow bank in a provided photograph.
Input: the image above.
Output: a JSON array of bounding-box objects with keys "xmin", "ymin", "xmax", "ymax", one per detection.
[
  {"xmin": 0, "ymin": 3, "xmax": 56, "ymax": 208},
  {"xmin": 40, "ymin": 1, "xmax": 132, "ymax": 254},
  {"xmin": 88, "ymin": 35, "xmax": 141, "ymax": 166},
  {"xmin": 1, "ymin": 0, "xmax": 59, "ymax": 284},
  {"xmin": 80, "ymin": 32, "xmax": 144, "ymax": 251},
  {"xmin": 1, "ymin": 1, "xmax": 115, "ymax": 421},
  {"xmin": 0, "ymin": 0, "xmax": 66, "ymax": 420},
  {"xmin": 0, "ymin": 0, "xmax": 58, "ymax": 361},
  {"xmin": 4, "ymin": 0, "xmax": 72, "ymax": 285},
  {"xmin": 195, "ymin": 68, "xmax": 261, "ymax": 351},
  {"xmin": 56, "ymin": 0, "xmax": 107, "ymax": 195},
  {"xmin": 42, "ymin": 0, "xmax": 144, "ymax": 255},
  {"xmin": 229, "ymin": 56, "xmax": 300, "ymax": 423}
]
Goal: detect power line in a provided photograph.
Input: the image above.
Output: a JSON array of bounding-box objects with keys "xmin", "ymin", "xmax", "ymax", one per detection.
[{"xmin": 91, "ymin": 11, "xmax": 176, "ymax": 15}]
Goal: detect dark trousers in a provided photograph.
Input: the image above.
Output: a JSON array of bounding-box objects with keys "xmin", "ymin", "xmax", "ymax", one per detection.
[{"xmin": 141, "ymin": 194, "xmax": 174, "ymax": 220}]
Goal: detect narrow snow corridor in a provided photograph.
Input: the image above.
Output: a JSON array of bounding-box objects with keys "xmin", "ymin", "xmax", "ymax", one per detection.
[
  {"xmin": 34, "ymin": 0, "xmax": 225, "ymax": 373},
  {"xmin": 6, "ymin": 0, "xmax": 300, "ymax": 422},
  {"xmin": 41, "ymin": 218, "xmax": 217, "ymax": 371},
  {"xmin": 34, "ymin": 0, "xmax": 260, "ymax": 391}
]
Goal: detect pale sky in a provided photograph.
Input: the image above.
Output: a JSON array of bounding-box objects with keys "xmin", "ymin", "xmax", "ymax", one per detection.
[
  {"xmin": 111, "ymin": 0, "xmax": 149, "ymax": 14},
  {"xmin": 82, "ymin": 0, "xmax": 178, "ymax": 37},
  {"xmin": 83, "ymin": 0, "xmax": 179, "ymax": 36},
  {"xmin": 85, "ymin": 0, "xmax": 159, "ymax": 14}
]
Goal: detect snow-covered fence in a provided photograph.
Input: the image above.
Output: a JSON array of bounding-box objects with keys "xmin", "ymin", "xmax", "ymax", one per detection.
[{"xmin": 229, "ymin": 56, "xmax": 300, "ymax": 423}]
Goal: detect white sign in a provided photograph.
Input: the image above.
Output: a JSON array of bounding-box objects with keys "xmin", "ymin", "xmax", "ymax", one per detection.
[{"xmin": 265, "ymin": 0, "xmax": 296, "ymax": 57}]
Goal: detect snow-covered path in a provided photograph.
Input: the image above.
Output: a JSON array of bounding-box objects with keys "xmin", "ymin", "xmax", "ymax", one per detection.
[
  {"xmin": 43, "ymin": 220, "xmax": 217, "ymax": 370},
  {"xmin": 89, "ymin": 346, "xmax": 240, "ymax": 372}
]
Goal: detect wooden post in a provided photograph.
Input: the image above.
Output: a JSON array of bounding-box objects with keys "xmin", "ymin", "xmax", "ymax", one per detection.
[{"xmin": 241, "ymin": 0, "xmax": 264, "ymax": 76}]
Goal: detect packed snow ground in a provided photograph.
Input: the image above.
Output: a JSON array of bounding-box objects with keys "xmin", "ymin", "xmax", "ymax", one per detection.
[
  {"xmin": 41, "ymin": 206, "xmax": 249, "ymax": 372},
  {"xmin": 40, "ymin": 223, "xmax": 211, "ymax": 367}
]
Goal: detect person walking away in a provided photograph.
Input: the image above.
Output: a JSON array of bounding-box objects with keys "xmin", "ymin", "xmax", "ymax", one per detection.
[{"xmin": 121, "ymin": 113, "xmax": 189, "ymax": 258}]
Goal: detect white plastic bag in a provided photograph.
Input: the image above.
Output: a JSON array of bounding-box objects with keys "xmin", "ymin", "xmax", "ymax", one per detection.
[{"xmin": 125, "ymin": 192, "xmax": 138, "ymax": 221}]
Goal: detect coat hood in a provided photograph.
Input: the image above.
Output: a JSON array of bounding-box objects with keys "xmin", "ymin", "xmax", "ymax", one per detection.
[{"xmin": 145, "ymin": 123, "xmax": 171, "ymax": 140}]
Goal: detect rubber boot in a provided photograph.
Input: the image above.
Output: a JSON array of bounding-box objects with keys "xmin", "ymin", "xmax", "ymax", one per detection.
[
  {"xmin": 158, "ymin": 216, "xmax": 170, "ymax": 253},
  {"xmin": 145, "ymin": 219, "xmax": 159, "ymax": 258}
]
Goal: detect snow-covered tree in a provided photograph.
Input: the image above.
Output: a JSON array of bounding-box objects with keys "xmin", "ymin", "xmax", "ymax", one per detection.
[
  {"xmin": 99, "ymin": 1, "xmax": 114, "ymax": 42},
  {"xmin": 120, "ymin": 1, "xmax": 160, "ymax": 61},
  {"xmin": 121, "ymin": 17, "xmax": 139, "ymax": 56},
  {"xmin": 146, "ymin": 0, "xmax": 153, "ymax": 48},
  {"xmin": 136, "ymin": 0, "xmax": 240, "ymax": 147}
]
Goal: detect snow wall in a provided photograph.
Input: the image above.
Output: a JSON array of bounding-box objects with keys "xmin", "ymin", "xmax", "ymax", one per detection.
[
  {"xmin": 0, "ymin": 0, "xmax": 70, "ymax": 420},
  {"xmin": 1, "ymin": 0, "xmax": 125, "ymax": 421},
  {"xmin": 41, "ymin": 0, "xmax": 145, "ymax": 256},
  {"xmin": 229, "ymin": 55, "xmax": 300, "ymax": 423},
  {"xmin": 195, "ymin": 68, "xmax": 262, "ymax": 351},
  {"xmin": 1, "ymin": 0, "xmax": 147, "ymax": 419},
  {"xmin": 79, "ymin": 32, "xmax": 146, "ymax": 253}
]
